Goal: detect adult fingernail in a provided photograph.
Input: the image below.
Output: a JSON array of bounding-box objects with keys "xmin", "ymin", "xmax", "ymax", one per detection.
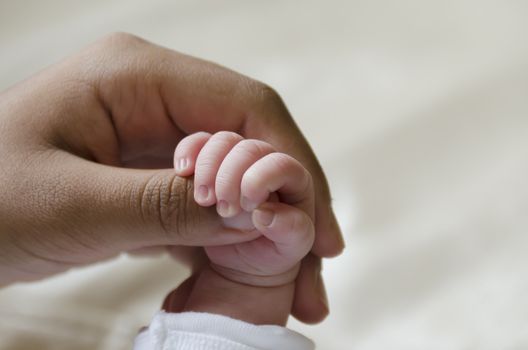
[
  {"xmin": 196, "ymin": 185, "xmax": 211, "ymax": 203},
  {"xmin": 217, "ymin": 200, "xmax": 234, "ymax": 217},
  {"xmin": 176, "ymin": 158, "xmax": 189, "ymax": 172},
  {"xmin": 241, "ymin": 196, "xmax": 258, "ymax": 211},
  {"xmin": 254, "ymin": 208, "xmax": 275, "ymax": 227}
]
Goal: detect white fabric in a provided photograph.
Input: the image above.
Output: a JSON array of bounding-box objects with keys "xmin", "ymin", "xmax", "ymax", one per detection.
[{"xmin": 132, "ymin": 311, "xmax": 314, "ymax": 350}]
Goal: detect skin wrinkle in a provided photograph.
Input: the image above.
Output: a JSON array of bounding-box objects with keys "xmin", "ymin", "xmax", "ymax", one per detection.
[
  {"xmin": 139, "ymin": 173, "xmax": 156, "ymax": 238},
  {"xmin": 6, "ymin": 231, "xmax": 78, "ymax": 269},
  {"xmin": 180, "ymin": 175, "xmax": 191, "ymax": 242},
  {"xmin": 133, "ymin": 174, "xmax": 147, "ymax": 230},
  {"xmin": 233, "ymin": 243, "xmax": 269, "ymax": 275},
  {"xmin": 158, "ymin": 81, "xmax": 182, "ymax": 138},
  {"xmin": 1, "ymin": 215, "xmax": 85, "ymax": 279},
  {"xmin": 110, "ymin": 76, "xmax": 181, "ymax": 167},
  {"xmin": 139, "ymin": 171, "xmax": 197, "ymax": 244},
  {"xmin": 47, "ymin": 80, "xmax": 104, "ymax": 162},
  {"xmin": 157, "ymin": 174, "xmax": 170, "ymax": 237},
  {"xmin": 209, "ymin": 261, "xmax": 299, "ymax": 289},
  {"xmin": 90, "ymin": 77, "xmax": 122, "ymax": 166},
  {"xmin": 172, "ymin": 176, "xmax": 199, "ymax": 244},
  {"xmin": 164, "ymin": 173, "xmax": 179, "ymax": 238},
  {"xmin": 141, "ymin": 172, "xmax": 172, "ymax": 239},
  {"xmin": 0, "ymin": 258, "xmax": 67, "ymax": 284}
]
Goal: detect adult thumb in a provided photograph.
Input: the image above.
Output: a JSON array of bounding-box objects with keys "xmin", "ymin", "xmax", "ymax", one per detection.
[{"xmin": 3, "ymin": 153, "xmax": 252, "ymax": 283}]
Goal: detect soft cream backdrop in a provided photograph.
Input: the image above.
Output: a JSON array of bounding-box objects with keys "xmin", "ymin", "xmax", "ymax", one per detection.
[{"xmin": 1, "ymin": 1, "xmax": 527, "ymax": 349}]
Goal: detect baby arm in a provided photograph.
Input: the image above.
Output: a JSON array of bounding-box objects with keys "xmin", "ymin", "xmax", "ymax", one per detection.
[{"xmin": 172, "ymin": 131, "xmax": 315, "ymax": 326}]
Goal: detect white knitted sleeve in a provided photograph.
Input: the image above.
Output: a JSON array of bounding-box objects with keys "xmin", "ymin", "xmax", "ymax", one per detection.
[{"xmin": 133, "ymin": 311, "xmax": 314, "ymax": 350}]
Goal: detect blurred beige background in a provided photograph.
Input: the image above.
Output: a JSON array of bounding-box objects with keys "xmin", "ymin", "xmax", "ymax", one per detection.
[{"xmin": 1, "ymin": 0, "xmax": 528, "ymax": 349}]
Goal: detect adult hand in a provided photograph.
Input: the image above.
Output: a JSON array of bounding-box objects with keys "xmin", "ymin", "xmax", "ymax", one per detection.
[{"xmin": 0, "ymin": 33, "xmax": 344, "ymax": 323}]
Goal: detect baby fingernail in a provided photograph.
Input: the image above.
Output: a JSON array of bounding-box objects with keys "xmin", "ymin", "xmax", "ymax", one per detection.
[
  {"xmin": 176, "ymin": 158, "xmax": 189, "ymax": 172},
  {"xmin": 254, "ymin": 208, "xmax": 275, "ymax": 226},
  {"xmin": 196, "ymin": 185, "xmax": 211, "ymax": 202},
  {"xmin": 241, "ymin": 196, "xmax": 258, "ymax": 211},
  {"xmin": 217, "ymin": 200, "xmax": 233, "ymax": 217}
]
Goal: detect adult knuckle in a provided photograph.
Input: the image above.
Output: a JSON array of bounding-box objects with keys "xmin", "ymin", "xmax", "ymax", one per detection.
[
  {"xmin": 93, "ymin": 32, "xmax": 150, "ymax": 66},
  {"xmin": 88, "ymin": 32, "xmax": 152, "ymax": 82},
  {"xmin": 100, "ymin": 32, "xmax": 145, "ymax": 47},
  {"xmin": 251, "ymin": 82, "xmax": 283, "ymax": 108}
]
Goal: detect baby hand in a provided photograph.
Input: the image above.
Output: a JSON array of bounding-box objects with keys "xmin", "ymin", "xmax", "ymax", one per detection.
[{"xmin": 174, "ymin": 131, "xmax": 315, "ymax": 287}]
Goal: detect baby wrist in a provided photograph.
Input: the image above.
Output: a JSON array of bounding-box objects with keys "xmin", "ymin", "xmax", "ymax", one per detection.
[{"xmin": 183, "ymin": 265, "xmax": 295, "ymax": 326}]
